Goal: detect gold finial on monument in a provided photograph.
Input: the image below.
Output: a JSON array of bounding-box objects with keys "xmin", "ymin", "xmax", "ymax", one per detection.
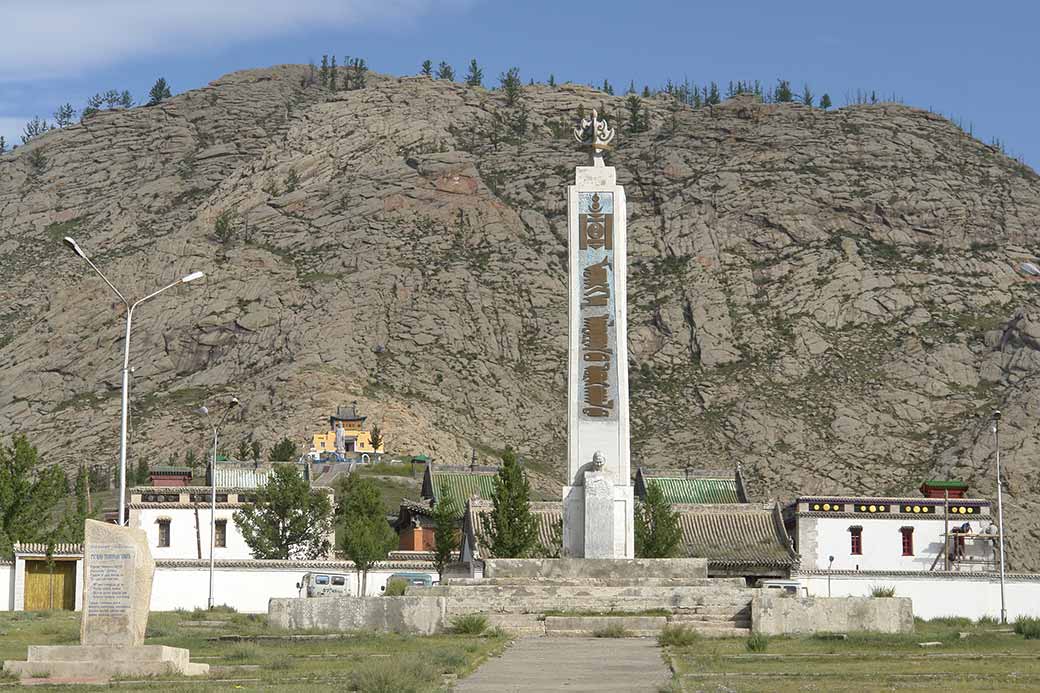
[{"xmin": 574, "ymin": 108, "xmax": 615, "ymax": 167}]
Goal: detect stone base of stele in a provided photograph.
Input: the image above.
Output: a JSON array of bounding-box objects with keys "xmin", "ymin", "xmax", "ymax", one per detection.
[{"xmin": 3, "ymin": 645, "xmax": 209, "ymax": 679}]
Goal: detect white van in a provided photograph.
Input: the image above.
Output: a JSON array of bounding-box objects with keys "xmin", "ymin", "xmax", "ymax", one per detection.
[
  {"xmin": 300, "ymin": 572, "xmax": 351, "ymax": 597},
  {"xmin": 756, "ymin": 579, "xmax": 808, "ymax": 596}
]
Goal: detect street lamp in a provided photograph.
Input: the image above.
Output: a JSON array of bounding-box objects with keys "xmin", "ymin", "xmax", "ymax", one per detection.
[
  {"xmin": 991, "ymin": 410, "xmax": 1008, "ymax": 624},
  {"xmin": 827, "ymin": 555, "xmax": 834, "ymax": 597},
  {"xmin": 197, "ymin": 397, "xmax": 239, "ymax": 610},
  {"xmin": 64, "ymin": 236, "xmax": 204, "ymax": 526}
]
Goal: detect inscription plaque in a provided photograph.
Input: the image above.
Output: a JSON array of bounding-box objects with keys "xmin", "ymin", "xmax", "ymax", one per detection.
[
  {"xmin": 85, "ymin": 545, "xmax": 135, "ymax": 618},
  {"xmin": 578, "ymin": 191, "xmax": 617, "ymax": 420}
]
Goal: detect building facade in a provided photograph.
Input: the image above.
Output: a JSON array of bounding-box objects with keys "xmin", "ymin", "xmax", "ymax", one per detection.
[{"xmin": 309, "ymin": 403, "xmax": 384, "ymax": 460}]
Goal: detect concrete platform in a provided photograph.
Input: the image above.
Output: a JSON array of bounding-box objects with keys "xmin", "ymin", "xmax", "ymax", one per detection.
[
  {"xmin": 483, "ymin": 558, "xmax": 708, "ymax": 580},
  {"xmin": 454, "ymin": 637, "xmax": 671, "ymax": 692},
  {"xmin": 3, "ymin": 645, "xmax": 209, "ymax": 680}
]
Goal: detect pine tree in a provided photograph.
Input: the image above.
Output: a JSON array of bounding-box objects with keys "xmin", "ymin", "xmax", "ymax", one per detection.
[
  {"xmin": 135, "ymin": 459, "xmax": 149, "ymax": 486},
  {"xmin": 421, "ymin": 60, "xmax": 433, "ymax": 76},
  {"xmin": 59, "ymin": 466, "xmax": 91, "ymax": 542},
  {"xmin": 635, "ymin": 483, "xmax": 682, "ymax": 558},
  {"xmin": 147, "ymin": 78, "xmax": 172, "ymax": 106},
  {"xmin": 337, "ymin": 474, "xmax": 396, "ymax": 595},
  {"xmin": 21, "ymin": 116, "xmax": 49, "ymax": 144},
  {"xmin": 0, "ymin": 136, "xmax": 5, "ymax": 154},
  {"xmin": 820, "ymin": 93, "xmax": 832, "ymax": 110},
  {"xmin": 500, "ymin": 67, "xmax": 522, "ymax": 106},
  {"xmin": 465, "ymin": 58, "xmax": 483, "ymax": 87},
  {"xmin": 347, "ymin": 58, "xmax": 367, "ymax": 89},
  {"xmin": 184, "ymin": 449, "xmax": 199, "ymax": 471},
  {"xmin": 82, "ymin": 93, "xmax": 104, "ymax": 120},
  {"xmin": 250, "ymin": 440, "xmax": 262, "ymax": 461},
  {"xmin": 330, "ymin": 55, "xmax": 338, "ymax": 91},
  {"xmin": 319, "ymin": 55, "xmax": 330, "ymax": 88},
  {"xmin": 774, "ymin": 79, "xmax": 793, "ymax": 103},
  {"xmin": 368, "ymin": 425, "xmax": 383, "ymax": 452},
  {"xmin": 602, "ymin": 79, "xmax": 614, "ymax": 95},
  {"xmin": 707, "ymin": 81, "xmax": 721, "ymax": 105},
  {"xmin": 480, "ymin": 448, "xmax": 539, "ymax": 558},
  {"xmin": 627, "ymin": 80, "xmax": 636, "ymax": 94},
  {"xmin": 625, "ymin": 94, "xmax": 647, "ymax": 133},
  {"xmin": 0, "ymin": 435, "xmax": 67, "ymax": 554},
  {"xmin": 802, "ymin": 83, "xmax": 814, "ymax": 106},
  {"xmin": 118, "ymin": 90, "xmax": 133, "ymax": 108},
  {"xmin": 642, "ymin": 85, "xmax": 651, "ymax": 97},
  {"xmin": 235, "ymin": 464, "xmax": 334, "ymax": 560},
  {"xmin": 548, "ymin": 74, "xmax": 556, "ymax": 87},
  {"xmin": 236, "ymin": 440, "xmax": 251, "ymax": 461},
  {"xmin": 437, "ymin": 61, "xmax": 455, "ymax": 81},
  {"xmin": 431, "ymin": 498, "xmax": 459, "ymax": 580},
  {"xmin": 269, "ymin": 436, "xmax": 298, "ymax": 462},
  {"xmin": 53, "ymin": 103, "xmax": 75, "ymax": 128}
]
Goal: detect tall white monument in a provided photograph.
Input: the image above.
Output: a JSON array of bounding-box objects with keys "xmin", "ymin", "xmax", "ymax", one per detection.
[{"xmin": 562, "ymin": 110, "xmax": 634, "ymax": 559}]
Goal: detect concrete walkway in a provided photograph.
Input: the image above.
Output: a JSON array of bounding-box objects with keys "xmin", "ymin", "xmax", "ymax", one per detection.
[{"xmin": 454, "ymin": 637, "xmax": 672, "ymax": 692}]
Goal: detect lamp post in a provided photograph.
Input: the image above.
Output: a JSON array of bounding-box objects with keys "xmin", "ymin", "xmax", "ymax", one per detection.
[
  {"xmin": 992, "ymin": 410, "xmax": 1008, "ymax": 624},
  {"xmin": 197, "ymin": 398, "xmax": 239, "ymax": 610},
  {"xmin": 64, "ymin": 236, "xmax": 204, "ymax": 526},
  {"xmin": 827, "ymin": 555, "xmax": 834, "ymax": 597}
]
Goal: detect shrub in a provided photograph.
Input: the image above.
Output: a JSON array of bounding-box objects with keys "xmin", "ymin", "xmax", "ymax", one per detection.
[
  {"xmin": 1014, "ymin": 617, "xmax": 1040, "ymax": 639},
  {"xmin": 267, "ymin": 656, "xmax": 294, "ymax": 670},
  {"xmin": 869, "ymin": 584, "xmax": 896, "ymax": 598},
  {"xmin": 483, "ymin": 626, "xmax": 507, "ymax": 639},
  {"xmin": 592, "ymin": 623, "xmax": 630, "ymax": 638},
  {"xmin": 451, "ymin": 614, "xmax": 488, "ymax": 635},
  {"xmin": 224, "ymin": 643, "xmax": 262, "ymax": 661},
  {"xmin": 746, "ymin": 633, "xmax": 769, "ymax": 652},
  {"xmin": 213, "ymin": 209, "xmax": 235, "ymax": 244},
  {"xmin": 383, "ymin": 578, "xmax": 408, "ymax": 596},
  {"xmin": 658, "ymin": 625, "xmax": 699, "ymax": 647},
  {"xmin": 350, "ymin": 660, "xmax": 435, "ymax": 693},
  {"xmin": 928, "ymin": 616, "xmax": 972, "ymax": 627},
  {"xmin": 976, "ymin": 616, "xmax": 999, "ymax": 626}
]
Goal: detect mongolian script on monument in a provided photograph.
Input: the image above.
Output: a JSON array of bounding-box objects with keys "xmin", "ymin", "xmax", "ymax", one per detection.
[
  {"xmin": 85, "ymin": 545, "xmax": 135, "ymax": 618},
  {"xmin": 578, "ymin": 191, "xmax": 617, "ymax": 420}
]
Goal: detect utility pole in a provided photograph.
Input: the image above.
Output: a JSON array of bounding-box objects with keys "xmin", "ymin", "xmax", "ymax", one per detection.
[{"xmin": 992, "ymin": 410, "xmax": 1008, "ymax": 624}]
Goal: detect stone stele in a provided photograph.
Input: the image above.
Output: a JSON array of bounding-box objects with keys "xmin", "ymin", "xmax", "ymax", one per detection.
[{"xmin": 3, "ymin": 520, "xmax": 208, "ymax": 680}]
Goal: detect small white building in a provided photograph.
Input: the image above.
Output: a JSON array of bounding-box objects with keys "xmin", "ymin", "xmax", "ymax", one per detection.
[
  {"xmin": 127, "ymin": 474, "xmax": 334, "ymax": 561},
  {"xmin": 788, "ymin": 482, "xmax": 996, "ymax": 573}
]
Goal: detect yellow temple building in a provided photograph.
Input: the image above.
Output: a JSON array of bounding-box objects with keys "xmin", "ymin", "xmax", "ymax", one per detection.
[{"xmin": 310, "ymin": 402, "xmax": 384, "ymax": 458}]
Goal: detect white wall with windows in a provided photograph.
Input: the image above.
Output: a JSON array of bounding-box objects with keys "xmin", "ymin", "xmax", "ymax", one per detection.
[
  {"xmin": 793, "ymin": 497, "xmax": 995, "ymax": 573},
  {"xmin": 131, "ymin": 507, "xmax": 253, "ymax": 560}
]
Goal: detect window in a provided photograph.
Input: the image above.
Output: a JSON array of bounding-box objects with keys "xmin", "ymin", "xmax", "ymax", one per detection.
[
  {"xmin": 215, "ymin": 520, "xmax": 227, "ymax": 548},
  {"xmin": 158, "ymin": 519, "xmax": 171, "ymax": 548},
  {"xmin": 331, "ymin": 575, "xmax": 346, "ymax": 586},
  {"xmin": 849, "ymin": 526, "xmax": 863, "ymax": 555},
  {"xmin": 314, "ymin": 575, "xmax": 330, "ymax": 585},
  {"xmin": 900, "ymin": 527, "xmax": 914, "ymax": 556}
]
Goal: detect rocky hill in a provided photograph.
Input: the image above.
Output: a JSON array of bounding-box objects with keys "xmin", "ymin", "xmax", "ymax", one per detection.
[{"xmin": 3, "ymin": 66, "xmax": 1040, "ymax": 566}]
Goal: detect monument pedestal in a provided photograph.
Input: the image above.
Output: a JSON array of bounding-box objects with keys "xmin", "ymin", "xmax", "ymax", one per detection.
[
  {"xmin": 4, "ymin": 645, "xmax": 208, "ymax": 679},
  {"xmin": 563, "ymin": 472, "xmax": 634, "ymax": 559}
]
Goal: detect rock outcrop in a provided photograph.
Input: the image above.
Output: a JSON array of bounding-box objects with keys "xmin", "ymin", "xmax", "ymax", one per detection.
[{"xmin": 2, "ymin": 67, "xmax": 1040, "ymax": 566}]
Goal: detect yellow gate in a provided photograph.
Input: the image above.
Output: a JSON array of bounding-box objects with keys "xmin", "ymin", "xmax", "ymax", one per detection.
[{"xmin": 24, "ymin": 560, "xmax": 76, "ymax": 611}]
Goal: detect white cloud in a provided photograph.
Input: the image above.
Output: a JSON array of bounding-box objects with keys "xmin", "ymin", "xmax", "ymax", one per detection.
[{"xmin": 0, "ymin": 1, "xmax": 456, "ymax": 81}]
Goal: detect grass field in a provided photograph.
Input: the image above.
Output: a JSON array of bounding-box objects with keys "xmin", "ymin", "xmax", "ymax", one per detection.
[
  {"xmin": 662, "ymin": 618, "xmax": 1040, "ymax": 692},
  {"xmin": 0, "ymin": 608, "xmax": 507, "ymax": 692}
]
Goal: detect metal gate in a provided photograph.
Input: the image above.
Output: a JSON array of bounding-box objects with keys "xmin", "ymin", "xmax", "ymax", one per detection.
[{"xmin": 23, "ymin": 559, "xmax": 76, "ymax": 611}]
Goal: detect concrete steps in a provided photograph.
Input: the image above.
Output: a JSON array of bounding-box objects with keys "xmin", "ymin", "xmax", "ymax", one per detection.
[
  {"xmin": 473, "ymin": 613, "xmax": 751, "ymax": 638},
  {"xmin": 3, "ymin": 645, "xmax": 209, "ymax": 680},
  {"xmin": 445, "ymin": 576, "xmax": 746, "ymax": 588}
]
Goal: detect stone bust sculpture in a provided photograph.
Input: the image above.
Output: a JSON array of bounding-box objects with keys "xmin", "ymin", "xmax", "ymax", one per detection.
[{"xmin": 591, "ymin": 450, "xmax": 606, "ymax": 470}]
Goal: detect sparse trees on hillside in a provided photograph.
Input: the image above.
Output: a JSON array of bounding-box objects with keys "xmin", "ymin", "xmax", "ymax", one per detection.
[
  {"xmin": 330, "ymin": 55, "xmax": 338, "ymax": 91},
  {"xmin": 500, "ymin": 67, "xmax": 522, "ymax": 106},
  {"xmin": 625, "ymin": 94, "xmax": 648, "ymax": 133},
  {"xmin": 234, "ymin": 464, "xmax": 334, "ymax": 560},
  {"xmin": 820, "ymin": 93, "xmax": 832, "ymax": 109},
  {"xmin": 465, "ymin": 59, "xmax": 483, "ymax": 87},
  {"xmin": 437, "ymin": 61, "xmax": 455, "ymax": 81},
  {"xmin": 53, "ymin": 104, "xmax": 75, "ymax": 128},
  {"xmin": 147, "ymin": 78, "xmax": 172, "ymax": 106},
  {"xmin": 250, "ymin": 440, "xmax": 262, "ymax": 461},
  {"xmin": 320, "ymin": 55, "xmax": 330, "ymax": 88},
  {"xmin": 135, "ymin": 459, "xmax": 149, "ymax": 486},
  {"xmin": 421, "ymin": 60, "xmax": 433, "ymax": 76},
  {"xmin": 21, "ymin": 116, "xmax": 49, "ymax": 144},
  {"xmin": 548, "ymin": 74, "xmax": 556, "ymax": 87},
  {"xmin": 706, "ymin": 81, "xmax": 721, "ymax": 105},
  {"xmin": 801, "ymin": 84, "xmax": 814, "ymax": 106},
  {"xmin": 774, "ymin": 79, "xmax": 794, "ymax": 103},
  {"xmin": 345, "ymin": 57, "xmax": 367, "ymax": 89},
  {"xmin": 0, "ymin": 136, "xmax": 5, "ymax": 153},
  {"xmin": 601, "ymin": 79, "xmax": 614, "ymax": 95}
]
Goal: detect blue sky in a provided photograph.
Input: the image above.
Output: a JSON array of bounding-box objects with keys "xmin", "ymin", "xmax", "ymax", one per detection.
[{"xmin": 1, "ymin": 1, "xmax": 1036, "ymax": 167}]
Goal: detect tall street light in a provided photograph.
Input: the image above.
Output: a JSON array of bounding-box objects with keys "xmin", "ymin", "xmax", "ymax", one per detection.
[
  {"xmin": 64, "ymin": 236, "xmax": 204, "ymax": 526},
  {"xmin": 198, "ymin": 397, "xmax": 239, "ymax": 610},
  {"xmin": 991, "ymin": 410, "xmax": 1008, "ymax": 624}
]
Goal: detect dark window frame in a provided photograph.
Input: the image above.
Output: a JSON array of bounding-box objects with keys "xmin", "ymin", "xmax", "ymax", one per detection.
[
  {"xmin": 900, "ymin": 527, "xmax": 914, "ymax": 556},
  {"xmin": 849, "ymin": 526, "xmax": 863, "ymax": 555},
  {"xmin": 157, "ymin": 519, "xmax": 171, "ymax": 548}
]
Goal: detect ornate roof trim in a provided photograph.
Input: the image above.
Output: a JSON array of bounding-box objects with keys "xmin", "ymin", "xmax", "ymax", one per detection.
[{"xmin": 13, "ymin": 542, "xmax": 84, "ymax": 556}]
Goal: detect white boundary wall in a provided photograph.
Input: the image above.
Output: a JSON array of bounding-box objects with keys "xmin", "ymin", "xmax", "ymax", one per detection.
[
  {"xmin": 799, "ymin": 572, "xmax": 1040, "ymax": 620},
  {"xmin": 0, "ymin": 562, "xmax": 12, "ymax": 611}
]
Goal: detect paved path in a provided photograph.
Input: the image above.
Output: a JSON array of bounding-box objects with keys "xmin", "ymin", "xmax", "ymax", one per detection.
[{"xmin": 454, "ymin": 637, "xmax": 672, "ymax": 692}]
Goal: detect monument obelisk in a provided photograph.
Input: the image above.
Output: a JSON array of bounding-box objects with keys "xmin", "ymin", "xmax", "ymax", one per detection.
[{"xmin": 562, "ymin": 110, "xmax": 634, "ymax": 559}]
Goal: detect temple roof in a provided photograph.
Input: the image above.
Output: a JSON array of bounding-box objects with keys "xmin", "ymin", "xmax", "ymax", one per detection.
[
  {"xmin": 673, "ymin": 503, "xmax": 799, "ymax": 567},
  {"xmin": 634, "ymin": 467, "xmax": 749, "ymax": 504}
]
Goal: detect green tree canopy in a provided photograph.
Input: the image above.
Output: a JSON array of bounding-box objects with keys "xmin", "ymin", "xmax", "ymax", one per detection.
[
  {"xmin": 233, "ymin": 464, "xmax": 333, "ymax": 559},
  {"xmin": 0, "ymin": 435, "xmax": 67, "ymax": 554},
  {"xmin": 465, "ymin": 59, "xmax": 483, "ymax": 87},
  {"xmin": 269, "ymin": 436, "xmax": 298, "ymax": 462},
  {"xmin": 431, "ymin": 498, "xmax": 459, "ymax": 579},
  {"xmin": 635, "ymin": 483, "xmax": 682, "ymax": 558},
  {"xmin": 421, "ymin": 59, "xmax": 432, "ymax": 76},
  {"xmin": 820, "ymin": 93, "xmax": 833, "ymax": 110},
  {"xmin": 499, "ymin": 67, "xmax": 522, "ymax": 106},
  {"xmin": 436, "ymin": 61, "xmax": 455, "ymax": 81},
  {"xmin": 147, "ymin": 78, "xmax": 172, "ymax": 106},
  {"xmin": 480, "ymin": 448, "xmax": 538, "ymax": 558},
  {"xmin": 337, "ymin": 474, "xmax": 397, "ymax": 595}
]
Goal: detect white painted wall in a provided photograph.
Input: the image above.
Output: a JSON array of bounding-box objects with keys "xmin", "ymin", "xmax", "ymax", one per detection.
[
  {"xmin": 149, "ymin": 564, "xmax": 436, "ymax": 613},
  {"xmin": 0, "ymin": 563, "xmax": 12, "ymax": 611},
  {"xmin": 798, "ymin": 515, "xmax": 995, "ymax": 572},
  {"xmin": 798, "ymin": 573, "xmax": 1040, "ymax": 620},
  {"xmin": 131, "ymin": 507, "xmax": 254, "ymax": 560}
]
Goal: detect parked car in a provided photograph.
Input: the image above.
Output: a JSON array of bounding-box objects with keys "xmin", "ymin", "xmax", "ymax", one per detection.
[
  {"xmin": 379, "ymin": 572, "xmax": 435, "ymax": 592},
  {"xmin": 299, "ymin": 572, "xmax": 351, "ymax": 597},
  {"xmin": 755, "ymin": 578, "xmax": 808, "ymax": 596}
]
